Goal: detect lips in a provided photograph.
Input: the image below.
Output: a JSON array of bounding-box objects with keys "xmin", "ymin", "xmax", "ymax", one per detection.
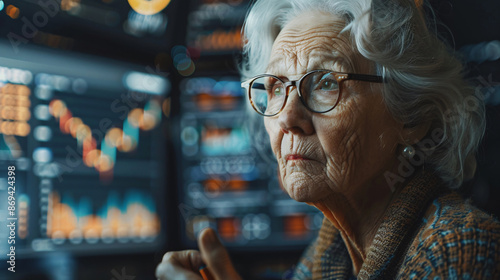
[{"xmin": 286, "ymin": 154, "xmax": 310, "ymax": 161}]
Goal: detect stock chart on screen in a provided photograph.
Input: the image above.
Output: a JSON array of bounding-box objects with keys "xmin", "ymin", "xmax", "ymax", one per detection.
[{"xmin": 0, "ymin": 40, "xmax": 170, "ymax": 256}]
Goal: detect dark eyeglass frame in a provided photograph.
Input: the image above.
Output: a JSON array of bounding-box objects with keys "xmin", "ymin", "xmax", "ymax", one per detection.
[{"xmin": 241, "ymin": 69, "xmax": 384, "ymax": 117}]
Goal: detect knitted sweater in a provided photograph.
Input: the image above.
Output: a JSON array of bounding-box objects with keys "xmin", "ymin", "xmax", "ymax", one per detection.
[{"xmin": 292, "ymin": 171, "xmax": 500, "ymax": 279}]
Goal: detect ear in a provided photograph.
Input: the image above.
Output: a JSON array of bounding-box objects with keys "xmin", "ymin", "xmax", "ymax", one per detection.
[{"xmin": 400, "ymin": 122, "xmax": 431, "ymax": 145}]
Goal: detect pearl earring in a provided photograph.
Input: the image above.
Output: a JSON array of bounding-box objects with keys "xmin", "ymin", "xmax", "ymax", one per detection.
[{"xmin": 402, "ymin": 145, "xmax": 416, "ymax": 159}]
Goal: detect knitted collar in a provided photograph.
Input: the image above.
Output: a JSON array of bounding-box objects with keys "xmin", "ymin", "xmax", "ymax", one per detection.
[{"xmin": 314, "ymin": 170, "xmax": 448, "ymax": 280}]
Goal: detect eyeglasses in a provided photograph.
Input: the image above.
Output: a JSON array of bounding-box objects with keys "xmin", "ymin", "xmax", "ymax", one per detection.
[{"xmin": 241, "ymin": 70, "xmax": 384, "ymax": 117}]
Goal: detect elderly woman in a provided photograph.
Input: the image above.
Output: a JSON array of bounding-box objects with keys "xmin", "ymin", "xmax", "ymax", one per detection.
[{"xmin": 156, "ymin": 0, "xmax": 500, "ymax": 279}]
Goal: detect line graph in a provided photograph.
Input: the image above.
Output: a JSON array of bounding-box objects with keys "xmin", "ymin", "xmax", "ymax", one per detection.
[{"xmin": 48, "ymin": 97, "xmax": 162, "ymax": 176}]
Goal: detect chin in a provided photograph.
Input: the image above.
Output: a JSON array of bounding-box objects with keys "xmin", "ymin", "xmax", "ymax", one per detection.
[{"xmin": 283, "ymin": 179, "xmax": 324, "ymax": 203}]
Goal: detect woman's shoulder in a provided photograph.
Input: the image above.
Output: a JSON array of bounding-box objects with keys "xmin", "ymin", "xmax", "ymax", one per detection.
[
  {"xmin": 423, "ymin": 191, "xmax": 500, "ymax": 233},
  {"xmin": 399, "ymin": 191, "xmax": 500, "ymax": 279}
]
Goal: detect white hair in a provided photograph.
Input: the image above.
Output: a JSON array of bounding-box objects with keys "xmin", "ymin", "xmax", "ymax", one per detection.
[{"xmin": 240, "ymin": 0, "xmax": 486, "ymax": 188}]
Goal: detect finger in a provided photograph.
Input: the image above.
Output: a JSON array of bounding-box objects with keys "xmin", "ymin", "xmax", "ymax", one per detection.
[
  {"xmin": 155, "ymin": 261, "xmax": 203, "ymax": 280},
  {"xmin": 162, "ymin": 250, "xmax": 204, "ymax": 272},
  {"xmin": 198, "ymin": 228, "xmax": 242, "ymax": 280}
]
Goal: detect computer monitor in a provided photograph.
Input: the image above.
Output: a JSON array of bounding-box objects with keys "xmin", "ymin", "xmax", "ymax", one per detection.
[{"xmin": 0, "ymin": 40, "xmax": 170, "ymax": 257}]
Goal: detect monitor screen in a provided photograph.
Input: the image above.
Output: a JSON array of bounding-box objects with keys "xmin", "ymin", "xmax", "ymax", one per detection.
[{"xmin": 0, "ymin": 40, "xmax": 170, "ymax": 257}]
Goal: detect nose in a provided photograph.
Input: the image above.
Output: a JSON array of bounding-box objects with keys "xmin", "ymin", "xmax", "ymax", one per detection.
[{"xmin": 277, "ymin": 85, "xmax": 314, "ymax": 135}]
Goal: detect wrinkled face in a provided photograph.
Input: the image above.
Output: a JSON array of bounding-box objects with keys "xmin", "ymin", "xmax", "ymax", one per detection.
[{"xmin": 264, "ymin": 11, "xmax": 404, "ymax": 202}]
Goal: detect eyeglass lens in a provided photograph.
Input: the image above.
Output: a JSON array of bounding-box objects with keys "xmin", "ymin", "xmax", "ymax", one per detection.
[{"xmin": 249, "ymin": 71, "xmax": 341, "ymax": 116}]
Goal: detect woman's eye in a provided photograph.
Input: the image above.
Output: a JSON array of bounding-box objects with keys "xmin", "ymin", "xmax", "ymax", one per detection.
[
  {"xmin": 318, "ymin": 79, "xmax": 337, "ymax": 91},
  {"xmin": 266, "ymin": 82, "xmax": 282, "ymax": 96},
  {"xmin": 273, "ymin": 86, "xmax": 283, "ymax": 95}
]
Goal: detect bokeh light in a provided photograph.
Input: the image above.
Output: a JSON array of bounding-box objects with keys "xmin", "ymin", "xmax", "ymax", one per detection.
[
  {"xmin": 68, "ymin": 117, "xmax": 83, "ymax": 138},
  {"xmin": 140, "ymin": 111, "xmax": 156, "ymax": 131},
  {"xmin": 118, "ymin": 135, "xmax": 134, "ymax": 152},
  {"xmin": 105, "ymin": 127, "xmax": 123, "ymax": 147},
  {"xmin": 33, "ymin": 126, "xmax": 52, "ymax": 142},
  {"xmin": 127, "ymin": 108, "xmax": 143, "ymax": 128},
  {"xmin": 127, "ymin": 0, "xmax": 171, "ymax": 16},
  {"xmin": 6, "ymin": 5, "xmax": 20, "ymax": 19},
  {"xmin": 96, "ymin": 154, "xmax": 113, "ymax": 173},
  {"xmin": 171, "ymin": 45, "xmax": 195, "ymax": 76},
  {"xmin": 61, "ymin": 0, "xmax": 80, "ymax": 11},
  {"xmin": 16, "ymin": 121, "xmax": 31, "ymax": 137},
  {"xmin": 49, "ymin": 99, "xmax": 67, "ymax": 118},
  {"xmin": 17, "ymin": 107, "xmax": 31, "ymax": 121},
  {"xmin": 76, "ymin": 124, "xmax": 91, "ymax": 142},
  {"xmin": 84, "ymin": 149, "xmax": 101, "ymax": 167}
]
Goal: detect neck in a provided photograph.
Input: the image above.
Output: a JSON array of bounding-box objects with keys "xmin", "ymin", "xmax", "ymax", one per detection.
[{"xmin": 309, "ymin": 176, "xmax": 403, "ymax": 275}]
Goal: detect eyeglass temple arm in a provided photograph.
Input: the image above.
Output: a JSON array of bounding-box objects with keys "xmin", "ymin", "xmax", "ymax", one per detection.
[{"xmin": 347, "ymin": 74, "xmax": 384, "ymax": 83}]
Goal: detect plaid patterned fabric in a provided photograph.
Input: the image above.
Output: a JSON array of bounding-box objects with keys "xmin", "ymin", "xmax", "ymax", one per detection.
[{"xmin": 292, "ymin": 170, "xmax": 500, "ymax": 279}]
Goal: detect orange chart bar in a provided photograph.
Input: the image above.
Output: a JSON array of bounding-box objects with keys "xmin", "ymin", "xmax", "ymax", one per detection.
[{"xmin": 46, "ymin": 190, "xmax": 160, "ymax": 243}]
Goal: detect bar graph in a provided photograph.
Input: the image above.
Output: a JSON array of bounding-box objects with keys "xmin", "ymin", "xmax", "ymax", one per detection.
[{"xmin": 47, "ymin": 190, "xmax": 160, "ymax": 244}]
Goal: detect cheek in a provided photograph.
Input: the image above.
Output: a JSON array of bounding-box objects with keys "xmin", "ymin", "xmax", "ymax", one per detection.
[
  {"xmin": 317, "ymin": 102, "xmax": 356, "ymax": 150},
  {"xmin": 317, "ymin": 116, "xmax": 360, "ymax": 183},
  {"xmin": 316, "ymin": 91, "xmax": 385, "ymax": 189},
  {"xmin": 318, "ymin": 96, "xmax": 401, "ymax": 189},
  {"xmin": 264, "ymin": 118, "xmax": 280, "ymax": 154}
]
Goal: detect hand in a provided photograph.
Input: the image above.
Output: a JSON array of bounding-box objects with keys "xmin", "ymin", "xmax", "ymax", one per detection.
[{"xmin": 156, "ymin": 228, "xmax": 242, "ymax": 280}]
